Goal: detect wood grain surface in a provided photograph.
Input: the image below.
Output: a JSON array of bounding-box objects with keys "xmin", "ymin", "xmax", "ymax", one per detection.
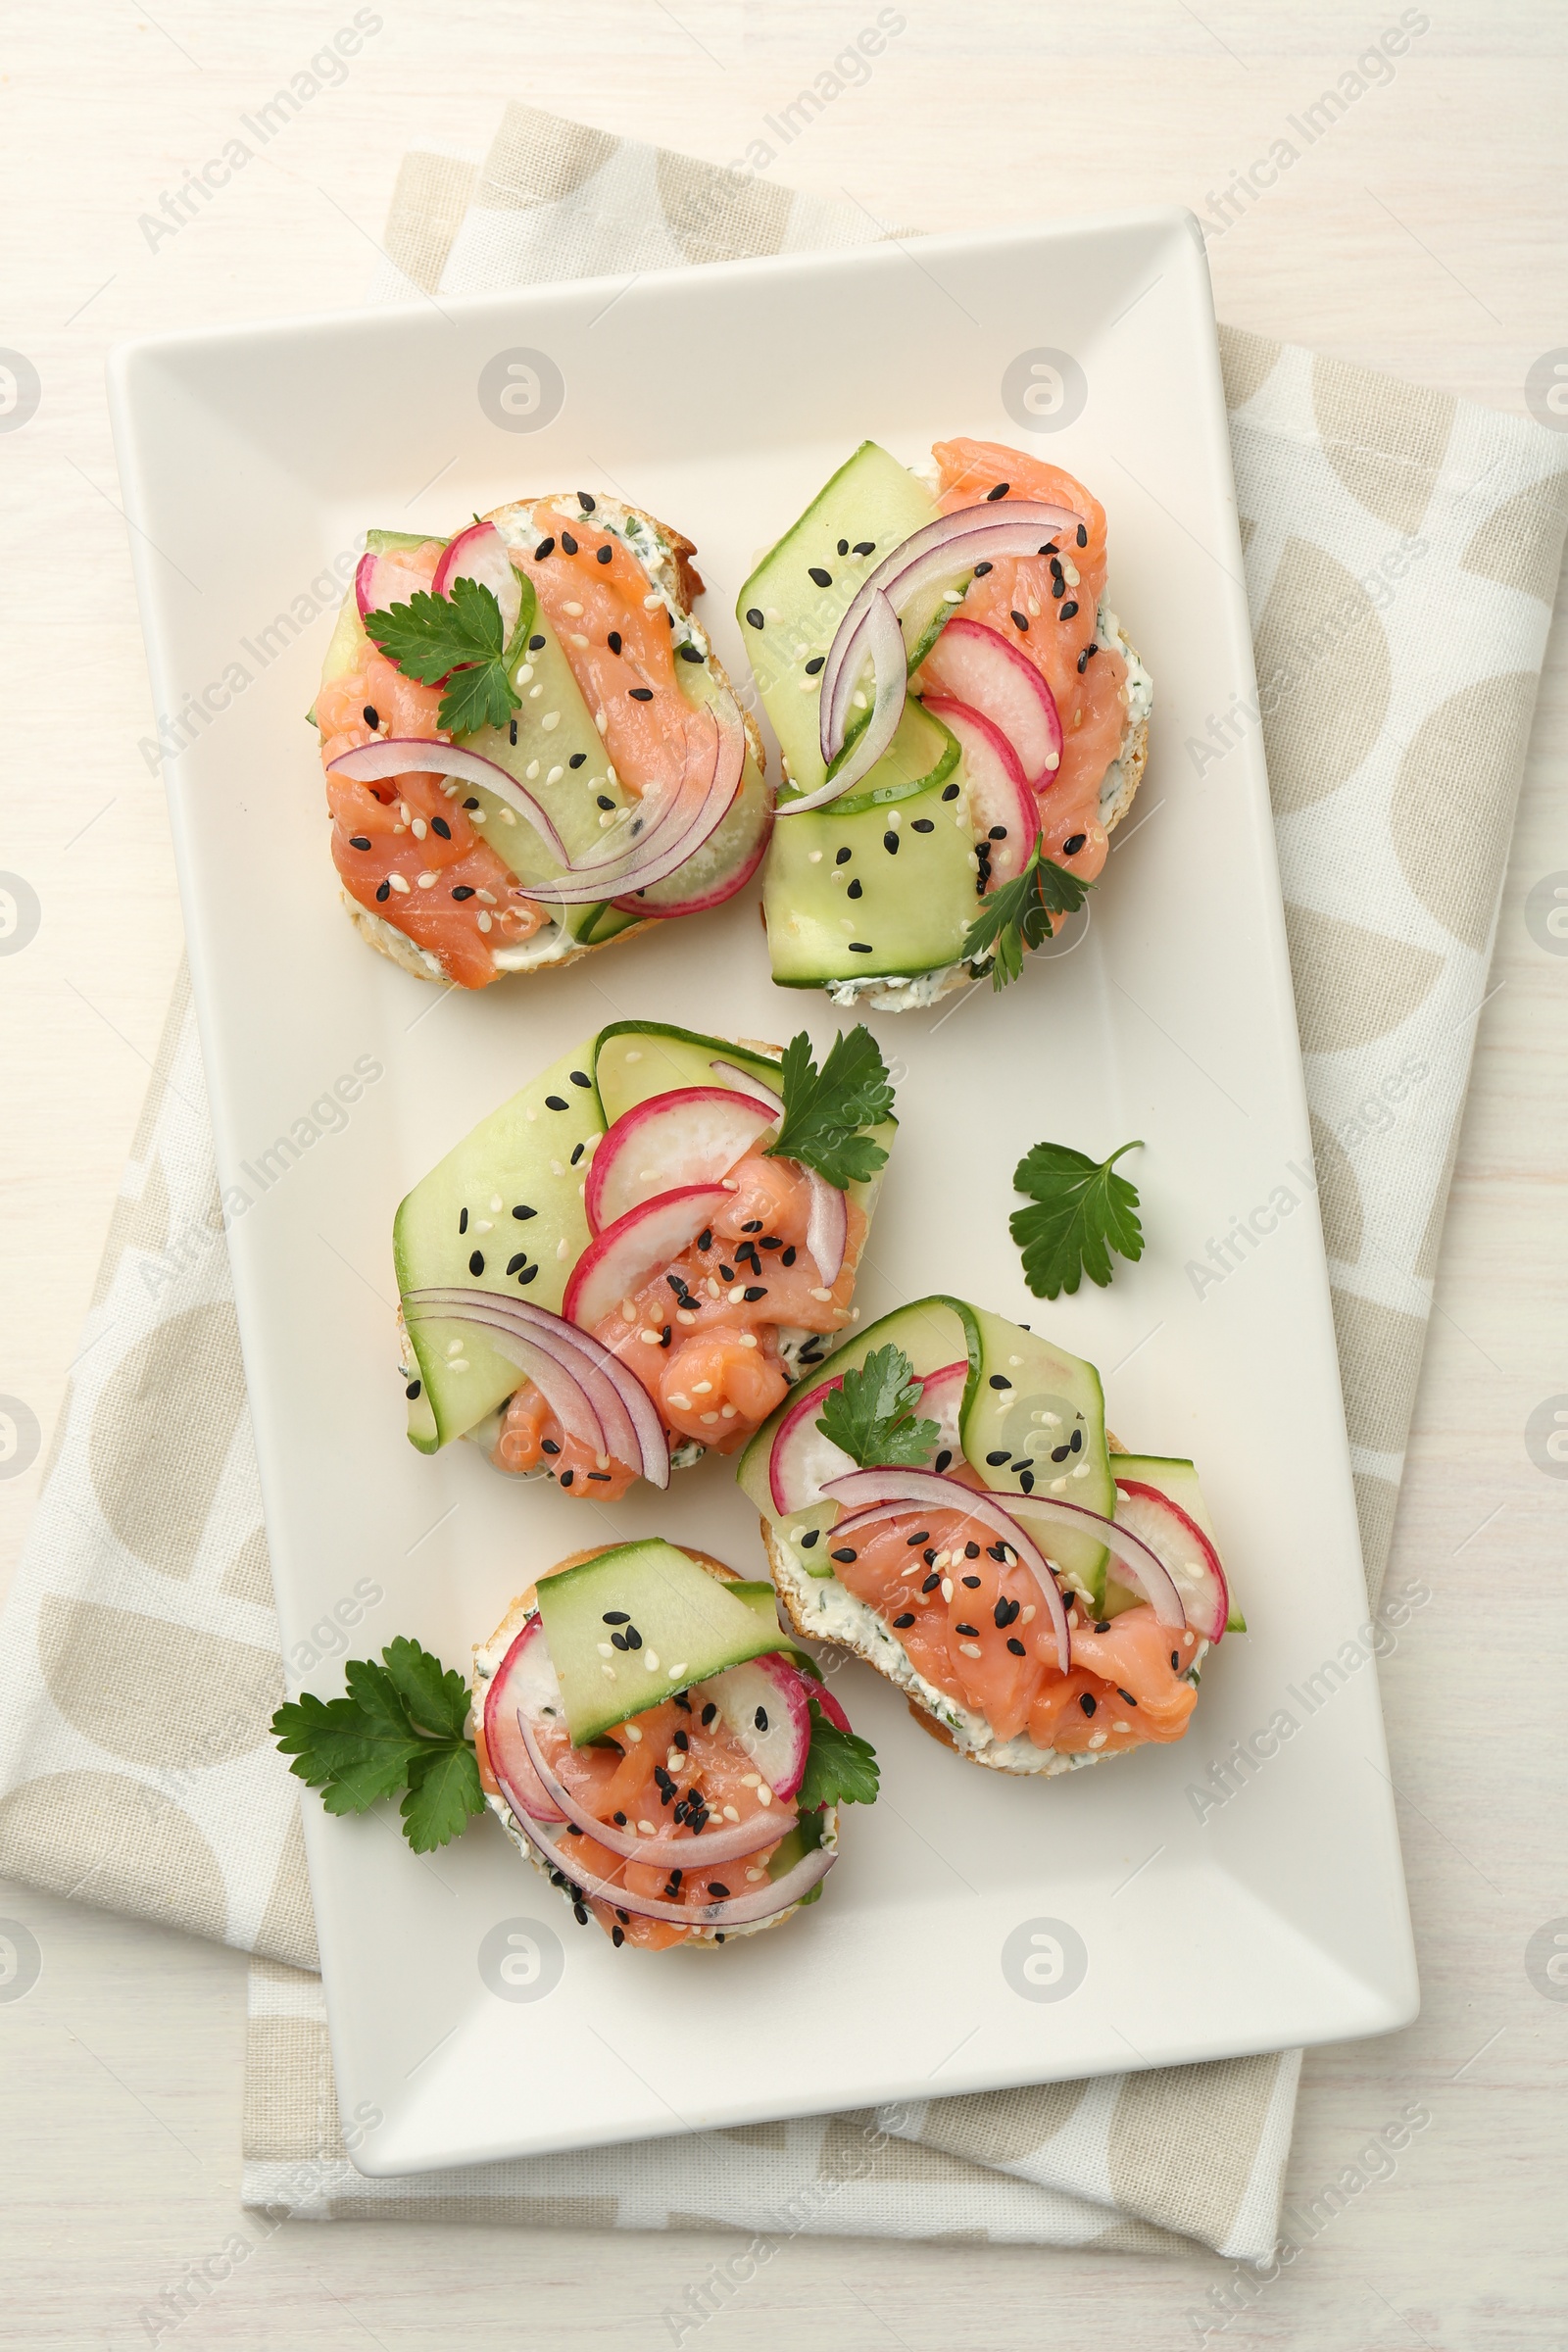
[{"xmin": 2, "ymin": 5, "xmax": 1565, "ymax": 2345}]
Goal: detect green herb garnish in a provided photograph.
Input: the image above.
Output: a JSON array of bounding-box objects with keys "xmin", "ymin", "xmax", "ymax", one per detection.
[
  {"xmin": 765, "ymin": 1024, "xmax": 895, "ymax": 1190},
  {"xmin": 1009, "ymin": 1138, "xmax": 1145, "ymax": 1298},
  {"xmin": 815, "ymin": 1342, "xmax": 940, "ymax": 1469},
  {"xmin": 270, "ymin": 1638, "xmax": 485, "ymax": 1854},
  {"xmin": 798, "ymin": 1699, "xmax": 881, "ymax": 1810},
  {"xmin": 364, "ymin": 572, "xmax": 533, "ymax": 738},
  {"xmin": 962, "ymin": 835, "xmax": 1092, "ymax": 990}
]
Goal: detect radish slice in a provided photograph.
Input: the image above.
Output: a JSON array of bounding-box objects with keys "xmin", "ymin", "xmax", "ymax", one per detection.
[
  {"xmin": 919, "ymin": 696, "xmax": 1038, "ymax": 888},
  {"xmin": 819, "ymin": 499, "xmax": 1085, "ymax": 763},
  {"xmin": 710, "ymin": 1060, "xmax": 784, "ymax": 1116},
  {"xmin": 768, "ymin": 1372, "xmax": 854, "ymax": 1513},
  {"xmin": 781, "ymin": 591, "xmax": 907, "ymax": 815},
  {"xmin": 805, "ymin": 1173, "xmax": 848, "ymax": 1286},
  {"xmin": 432, "ymin": 520, "xmax": 524, "ymax": 645},
  {"xmin": 1113, "ymin": 1480, "xmax": 1230, "ymax": 1642},
  {"xmin": 563, "ymin": 1184, "xmax": 732, "ymax": 1332},
  {"xmin": 355, "ymin": 549, "xmax": 419, "ymax": 621},
  {"xmin": 914, "ymin": 1360, "xmax": 967, "ymax": 1465},
  {"xmin": 805, "ymin": 1679, "xmax": 852, "ymax": 1735},
  {"xmin": 403, "ymin": 1289, "xmax": 668, "ymax": 1488},
  {"xmin": 914, "ymin": 615, "xmax": 1063, "ymax": 788},
  {"xmin": 1004, "ymin": 1494, "xmax": 1187, "ymax": 1630},
  {"xmin": 509, "ymin": 1805, "xmax": 836, "ymax": 1930},
  {"xmin": 326, "ymin": 738, "xmax": 568, "ymax": 862},
  {"xmin": 694, "ymin": 1654, "xmax": 812, "ymax": 1800},
  {"xmin": 585, "ymin": 1089, "xmax": 775, "ymax": 1235},
  {"xmin": 821, "ymin": 1468, "xmax": 1072, "ymax": 1674},
  {"xmin": 482, "ymin": 1616, "xmax": 568, "ymax": 1824},
  {"xmin": 513, "ymin": 1695, "xmax": 791, "ymax": 1870}
]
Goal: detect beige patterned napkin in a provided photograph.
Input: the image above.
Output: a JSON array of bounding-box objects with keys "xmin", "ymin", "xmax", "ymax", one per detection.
[{"xmin": 3, "ymin": 105, "xmax": 1563, "ymax": 2262}]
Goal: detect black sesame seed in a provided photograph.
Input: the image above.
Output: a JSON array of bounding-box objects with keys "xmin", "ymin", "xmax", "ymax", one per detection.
[
  {"xmin": 463, "ymin": 796, "xmax": 480, "ymax": 809},
  {"xmin": 506, "ymin": 1252, "xmax": 526, "ymax": 1276},
  {"xmin": 834, "ymin": 846, "xmax": 853, "ymax": 865},
  {"xmin": 986, "ymin": 481, "xmax": 1010, "ymax": 500},
  {"xmin": 808, "ymin": 565, "xmax": 833, "ymax": 587},
  {"xmin": 804, "ymin": 656, "xmax": 825, "ymax": 675},
  {"xmin": 836, "ymin": 537, "xmax": 850, "ymax": 556},
  {"xmin": 534, "ymin": 537, "xmax": 555, "ymax": 560},
  {"xmin": 596, "ymin": 544, "xmax": 612, "ymax": 564},
  {"xmin": 1051, "ymin": 1443, "xmax": 1071, "ymax": 1464},
  {"xmin": 406, "ymin": 1379, "xmax": 421, "ymax": 1399},
  {"xmin": 905, "ymin": 1531, "xmax": 930, "ymax": 1546},
  {"xmin": 964, "ymin": 1543, "xmax": 981, "ymax": 1559},
  {"xmin": 923, "ymin": 1549, "xmax": 937, "ymax": 1567},
  {"xmin": 987, "ymin": 824, "xmax": 1008, "ymax": 842},
  {"xmin": 989, "ymin": 1374, "xmax": 1011, "ymax": 1391},
  {"xmin": 781, "ymin": 1246, "xmax": 797, "ymax": 1265},
  {"xmin": 467, "ymin": 1248, "xmax": 484, "ymax": 1277},
  {"xmin": 1062, "ymin": 833, "xmax": 1087, "ymax": 856},
  {"xmin": 374, "ymin": 880, "xmax": 390, "ymax": 902},
  {"xmin": 1006, "ymin": 1638, "xmax": 1027, "ymax": 1656},
  {"xmin": 799, "ymin": 1528, "xmax": 818, "ymax": 1547},
  {"xmin": 854, "ymin": 540, "xmax": 876, "ymax": 555},
  {"xmin": 673, "ymin": 1692, "xmax": 692, "ymax": 1712},
  {"xmin": 847, "ymin": 878, "xmax": 863, "ymax": 899},
  {"xmin": 961, "ymin": 1575, "xmax": 981, "ymax": 1590},
  {"xmin": 742, "ymin": 1285, "xmax": 767, "ymax": 1302},
  {"xmin": 362, "ymin": 705, "xmax": 379, "ymax": 728},
  {"xmin": 1079, "ymin": 1692, "xmax": 1098, "ymax": 1717},
  {"xmin": 348, "ymin": 834, "xmax": 371, "ymax": 851},
  {"xmin": 1076, "ymin": 523, "xmax": 1089, "ymax": 547},
  {"xmin": 570, "ymin": 1142, "xmax": 585, "ymax": 1165},
  {"xmin": 458, "ymin": 1207, "xmax": 468, "ymax": 1234},
  {"xmin": 1170, "ymin": 1650, "xmax": 1181, "ymax": 1670},
  {"xmin": 430, "ymin": 816, "xmax": 451, "ymax": 840},
  {"xmin": 512, "ymin": 1203, "xmax": 535, "ymax": 1219},
  {"xmin": 1011, "ymin": 610, "xmax": 1029, "ymax": 631},
  {"xmin": 955, "ymin": 1623, "xmax": 979, "ymax": 1639},
  {"xmin": 540, "ymin": 1438, "xmax": 560, "ymax": 1455},
  {"xmin": 1050, "ymin": 555, "xmax": 1063, "ymax": 577},
  {"xmin": 659, "ymin": 1326, "xmax": 671, "ymax": 1348},
  {"xmin": 673, "ymin": 1730, "xmax": 690, "ymax": 1750},
  {"xmin": 629, "ymin": 686, "xmax": 655, "ymax": 701},
  {"xmin": 746, "ymin": 607, "xmax": 764, "ymax": 629},
  {"xmin": 529, "ymin": 634, "xmax": 546, "ymax": 652},
  {"xmin": 995, "ymin": 1597, "xmax": 1020, "ymax": 1628},
  {"xmin": 942, "ymin": 782, "xmax": 960, "ymax": 801},
  {"xmin": 893, "ymin": 1612, "xmax": 915, "ymax": 1629},
  {"xmin": 596, "ymin": 794, "xmax": 615, "ymax": 810},
  {"xmin": 624, "ymin": 1628, "xmax": 642, "ymax": 1650},
  {"xmin": 741, "ymin": 1219, "xmax": 763, "ymax": 1234},
  {"xmin": 921, "ymin": 1573, "xmax": 942, "ymax": 1593},
  {"xmin": 560, "ymin": 1469, "xmax": 574, "ymax": 1487},
  {"xmin": 987, "ymin": 1544, "xmax": 1007, "ymax": 1562},
  {"xmin": 831, "ymin": 1546, "xmax": 858, "ymax": 1563},
  {"xmin": 718, "ymin": 1264, "xmax": 735, "ymax": 1282},
  {"xmin": 573, "ymin": 1902, "xmax": 589, "ymax": 1924},
  {"xmin": 1077, "ymin": 648, "xmax": 1092, "ymax": 673},
  {"xmin": 911, "ymin": 817, "xmax": 935, "ymax": 832},
  {"xmin": 545, "ymin": 1095, "xmax": 568, "ymax": 1110},
  {"xmin": 612, "ymin": 1926, "xmax": 625, "ymax": 1947},
  {"xmin": 577, "ymin": 490, "xmax": 596, "ymax": 513},
  {"xmin": 518, "ymin": 1265, "xmax": 538, "ymax": 1284},
  {"xmin": 1019, "ymin": 1469, "xmax": 1035, "ymax": 1494},
  {"xmin": 934, "ymin": 1449, "xmax": 953, "ymax": 1471},
  {"xmin": 561, "ymin": 530, "xmax": 578, "ymax": 555},
  {"xmin": 678, "ymin": 643, "xmax": 704, "ymax": 662},
  {"xmin": 568, "ymin": 751, "xmax": 587, "ymax": 768},
  {"xmin": 1117, "ymin": 1689, "xmax": 1139, "ymax": 1707},
  {"xmin": 883, "ymin": 829, "xmax": 900, "ymax": 854},
  {"xmin": 609, "ymin": 1631, "xmax": 628, "ymax": 1652},
  {"xmin": 1059, "ymin": 600, "xmax": 1079, "ymax": 621},
  {"xmin": 848, "ymin": 942, "xmax": 873, "ymax": 954},
  {"xmin": 972, "ymin": 560, "xmax": 993, "ymax": 575}
]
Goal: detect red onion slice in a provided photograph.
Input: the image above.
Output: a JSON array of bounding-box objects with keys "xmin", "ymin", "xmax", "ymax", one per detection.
[
  {"xmin": 525, "ymin": 692, "xmax": 747, "ymax": 904},
  {"xmin": 1005, "ymin": 1494, "xmax": 1187, "ymax": 1630},
  {"xmin": 819, "ymin": 499, "xmax": 1086, "ymax": 764},
  {"xmin": 709, "ymin": 1059, "xmax": 785, "ymax": 1117},
  {"xmin": 780, "ymin": 591, "xmax": 906, "ymax": 815},
  {"xmin": 326, "ymin": 739, "xmax": 569, "ymax": 863},
  {"xmin": 805, "ymin": 1172, "xmax": 849, "ymax": 1286},
  {"xmin": 508, "ymin": 1805, "xmax": 837, "ymax": 1930},
  {"xmin": 514, "ymin": 1703, "xmax": 792, "ymax": 1870},
  {"xmin": 821, "ymin": 1468, "xmax": 1071, "ymax": 1673},
  {"xmin": 404, "ymin": 1289, "xmax": 669, "ymax": 1488},
  {"xmin": 432, "ymin": 520, "xmax": 524, "ymax": 645}
]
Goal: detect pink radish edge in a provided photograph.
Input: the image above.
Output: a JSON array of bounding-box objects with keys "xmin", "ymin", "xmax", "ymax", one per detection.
[{"xmin": 914, "ymin": 614, "xmax": 1062, "ymax": 790}]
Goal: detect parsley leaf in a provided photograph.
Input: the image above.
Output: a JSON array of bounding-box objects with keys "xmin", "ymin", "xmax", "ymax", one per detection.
[
  {"xmin": 962, "ymin": 835, "xmax": 1092, "ymax": 990},
  {"xmin": 1009, "ymin": 1138, "xmax": 1146, "ymax": 1298},
  {"xmin": 765, "ymin": 1025, "xmax": 895, "ymax": 1190},
  {"xmin": 816, "ymin": 1343, "xmax": 940, "ymax": 1469},
  {"xmin": 270, "ymin": 1638, "xmax": 486, "ymax": 1854},
  {"xmin": 798, "ymin": 1700, "xmax": 881, "ymax": 1810},
  {"xmin": 364, "ymin": 572, "xmax": 532, "ymax": 738}
]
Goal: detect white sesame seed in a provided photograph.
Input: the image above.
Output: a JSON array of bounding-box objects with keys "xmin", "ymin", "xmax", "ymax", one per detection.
[
  {"xmin": 449, "ymin": 1357, "xmax": 469, "ymax": 1372},
  {"xmin": 525, "ymin": 760, "xmax": 540, "ymax": 779},
  {"xmin": 707, "ymin": 1278, "xmax": 721, "ymax": 1298},
  {"xmin": 852, "ymin": 691, "xmax": 867, "ymax": 710},
  {"xmin": 700, "ymin": 1411, "xmax": 719, "ymax": 1425},
  {"xmin": 599, "ymin": 812, "xmax": 615, "ymax": 828},
  {"xmin": 644, "ymin": 1650, "xmax": 660, "ymax": 1672},
  {"xmin": 528, "ymin": 683, "xmax": 543, "ymax": 699},
  {"xmin": 562, "ymin": 600, "xmax": 583, "ymax": 616},
  {"xmin": 602, "ymin": 1664, "xmax": 615, "ymax": 1679},
  {"xmin": 942, "ymin": 586, "xmax": 963, "ymax": 602},
  {"xmin": 1088, "ymin": 1731, "xmax": 1107, "ymax": 1748},
  {"xmin": 1051, "ymin": 1477, "xmax": 1068, "ymax": 1494},
  {"xmin": 474, "ymin": 1219, "xmax": 493, "ymax": 1234},
  {"xmin": 1072, "ymin": 1460, "xmax": 1091, "ymax": 1479},
  {"xmin": 470, "ymin": 808, "xmax": 487, "ymax": 823},
  {"xmin": 639, "ymin": 1328, "xmax": 661, "ymax": 1347},
  {"xmin": 477, "ymin": 910, "xmax": 493, "ymax": 931},
  {"xmin": 606, "ymin": 764, "xmax": 618, "ymax": 785},
  {"xmin": 808, "ymin": 1287, "xmax": 833, "ymax": 1302},
  {"xmin": 388, "ymin": 873, "xmax": 411, "ymax": 894},
  {"xmin": 514, "ymin": 663, "xmax": 533, "ymax": 685},
  {"xmin": 569, "ymin": 633, "xmax": 589, "ymax": 648},
  {"xmin": 1021, "ymin": 1604, "xmax": 1036, "ymax": 1623},
  {"xmin": 620, "ymin": 1298, "xmax": 637, "ymax": 1322},
  {"xmin": 808, "ymin": 849, "xmax": 823, "ymax": 861},
  {"xmin": 623, "ymin": 1724, "xmax": 643, "ymax": 1743},
  {"xmin": 446, "ymin": 1340, "xmax": 463, "ymax": 1356},
  {"xmin": 416, "ymin": 871, "xmax": 437, "ymax": 888},
  {"xmin": 411, "ymin": 818, "xmax": 427, "ymax": 840},
  {"xmin": 675, "ymin": 1308, "xmax": 696, "ymax": 1325},
  {"xmin": 547, "ymin": 765, "xmax": 564, "ymax": 784},
  {"xmin": 670, "ymin": 1664, "xmax": 687, "ymax": 1679},
  {"xmin": 556, "ymin": 1238, "xmax": 568, "ymax": 1259},
  {"xmin": 1027, "ymin": 596, "xmax": 1041, "ymax": 617},
  {"xmin": 1114, "ymin": 1721, "xmax": 1130, "ymax": 1733},
  {"xmin": 739, "ymin": 1773, "xmax": 760, "ymax": 1788},
  {"xmin": 958, "ymin": 1642, "xmax": 982, "ymax": 1658},
  {"xmin": 746, "ymin": 1866, "xmax": 764, "ymax": 1880},
  {"xmin": 542, "ymin": 711, "xmax": 560, "ymax": 731},
  {"xmin": 721, "ymin": 1404, "xmax": 737, "ymax": 1419},
  {"xmin": 692, "ymin": 1381, "xmax": 713, "ymax": 1396},
  {"xmin": 667, "ymin": 1394, "xmax": 691, "ymax": 1410},
  {"xmin": 597, "ymin": 1642, "xmax": 613, "ymax": 1657},
  {"xmin": 551, "ymin": 1161, "xmax": 564, "ymax": 1177},
  {"xmin": 643, "ymin": 592, "xmax": 662, "ymax": 610},
  {"xmin": 739, "ymin": 1333, "xmax": 757, "ymax": 1348},
  {"xmin": 595, "ymin": 710, "xmax": 608, "ymax": 733},
  {"xmin": 758, "ymin": 1786, "xmax": 773, "ymax": 1807},
  {"xmin": 399, "ymin": 802, "xmax": 411, "ymax": 822},
  {"xmin": 637, "ymin": 1819, "xmax": 655, "ymax": 1835},
  {"xmin": 940, "ymin": 1578, "xmax": 954, "ymax": 1602}
]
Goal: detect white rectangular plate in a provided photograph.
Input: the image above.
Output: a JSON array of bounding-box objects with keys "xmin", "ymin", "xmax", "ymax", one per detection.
[{"xmin": 110, "ymin": 210, "xmax": 1417, "ymax": 2176}]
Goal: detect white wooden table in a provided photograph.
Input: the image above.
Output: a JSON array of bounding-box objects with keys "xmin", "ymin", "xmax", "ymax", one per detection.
[{"xmin": 3, "ymin": 6, "xmax": 1564, "ymax": 2344}]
